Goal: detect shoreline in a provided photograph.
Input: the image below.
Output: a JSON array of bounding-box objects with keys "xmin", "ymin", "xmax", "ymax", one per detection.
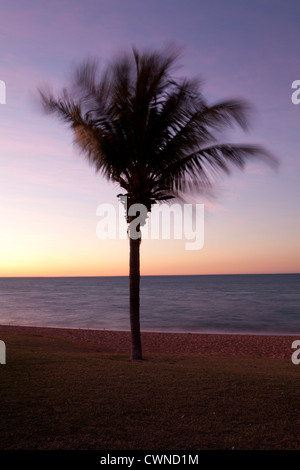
[
  {"xmin": 1, "ymin": 322, "xmax": 299, "ymax": 336},
  {"xmin": 0, "ymin": 324, "xmax": 298, "ymax": 359}
]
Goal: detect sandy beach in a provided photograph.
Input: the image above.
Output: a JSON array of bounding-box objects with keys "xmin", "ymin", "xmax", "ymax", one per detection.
[
  {"xmin": 1, "ymin": 323, "xmax": 300, "ymax": 451},
  {"xmin": 0, "ymin": 324, "xmax": 297, "ymax": 359}
]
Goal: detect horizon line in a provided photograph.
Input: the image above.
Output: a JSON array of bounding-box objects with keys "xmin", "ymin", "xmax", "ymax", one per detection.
[{"xmin": 0, "ymin": 272, "xmax": 299, "ymax": 278}]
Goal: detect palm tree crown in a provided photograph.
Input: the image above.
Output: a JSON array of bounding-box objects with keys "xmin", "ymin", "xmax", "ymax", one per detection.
[{"xmin": 40, "ymin": 47, "xmax": 274, "ymax": 215}]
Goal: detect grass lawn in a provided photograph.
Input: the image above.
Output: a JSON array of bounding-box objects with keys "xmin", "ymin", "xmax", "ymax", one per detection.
[{"xmin": 0, "ymin": 331, "xmax": 299, "ymax": 450}]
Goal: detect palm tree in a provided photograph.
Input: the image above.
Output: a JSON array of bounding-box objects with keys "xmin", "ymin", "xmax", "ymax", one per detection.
[{"xmin": 39, "ymin": 46, "xmax": 275, "ymax": 360}]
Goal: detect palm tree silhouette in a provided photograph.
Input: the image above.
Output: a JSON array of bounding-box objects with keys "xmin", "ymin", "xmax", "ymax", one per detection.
[{"xmin": 39, "ymin": 46, "xmax": 275, "ymax": 360}]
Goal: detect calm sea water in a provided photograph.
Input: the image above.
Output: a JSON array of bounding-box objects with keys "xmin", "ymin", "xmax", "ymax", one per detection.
[{"xmin": 0, "ymin": 274, "xmax": 299, "ymax": 335}]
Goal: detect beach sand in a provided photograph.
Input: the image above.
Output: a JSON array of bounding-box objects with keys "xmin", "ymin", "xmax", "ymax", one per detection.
[{"xmin": 0, "ymin": 324, "xmax": 297, "ymax": 359}]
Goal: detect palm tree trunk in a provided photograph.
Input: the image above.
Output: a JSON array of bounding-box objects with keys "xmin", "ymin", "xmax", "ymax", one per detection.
[{"xmin": 129, "ymin": 231, "xmax": 142, "ymax": 360}]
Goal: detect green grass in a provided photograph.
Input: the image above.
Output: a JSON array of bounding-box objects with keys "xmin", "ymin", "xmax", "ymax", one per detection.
[{"xmin": 0, "ymin": 332, "xmax": 300, "ymax": 450}]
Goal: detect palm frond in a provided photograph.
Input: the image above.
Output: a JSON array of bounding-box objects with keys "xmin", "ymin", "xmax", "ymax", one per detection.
[{"xmin": 160, "ymin": 143, "xmax": 277, "ymax": 194}]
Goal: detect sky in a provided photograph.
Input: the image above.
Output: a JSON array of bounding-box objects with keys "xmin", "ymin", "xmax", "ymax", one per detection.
[{"xmin": 0, "ymin": 0, "xmax": 299, "ymax": 276}]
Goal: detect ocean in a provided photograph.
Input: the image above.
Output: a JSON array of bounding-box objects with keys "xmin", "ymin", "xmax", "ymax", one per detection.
[{"xmin": 0, "ymin": 274, "xmax": 299, "ymax": 335}]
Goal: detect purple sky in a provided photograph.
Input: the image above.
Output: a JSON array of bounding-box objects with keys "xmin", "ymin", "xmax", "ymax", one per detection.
[{"xmin": 0, "ymin": 0, "xmax": 299, "ymax": 276}]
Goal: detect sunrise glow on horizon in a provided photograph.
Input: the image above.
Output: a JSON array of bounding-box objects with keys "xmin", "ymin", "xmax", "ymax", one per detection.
[{"xmin": 0, "ymin": 0, "xmax": 299, "ymax": 278}]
